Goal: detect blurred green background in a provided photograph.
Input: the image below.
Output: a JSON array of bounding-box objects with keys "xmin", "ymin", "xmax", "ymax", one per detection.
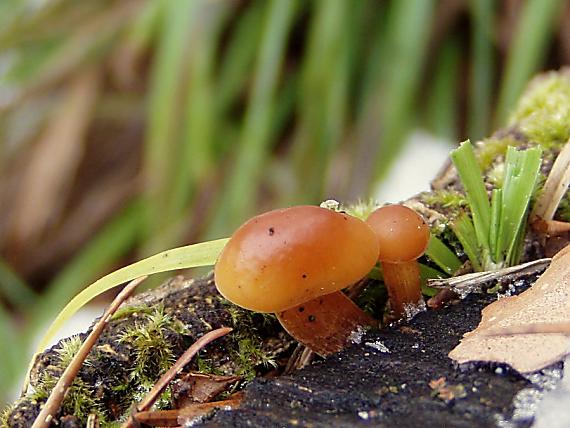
[{"xmin": 0, "ymin": 0, "xmax": 568, "ymax": 405}]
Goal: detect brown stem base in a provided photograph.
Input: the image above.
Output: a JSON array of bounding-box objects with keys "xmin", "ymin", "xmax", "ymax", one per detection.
[
  {"xmin": 276, "ymin": 291, "xmax": 376, "ymax": 357},
  {"xmin": 381, "ymin": 260, "xmax": 423, "ymax": 318}
]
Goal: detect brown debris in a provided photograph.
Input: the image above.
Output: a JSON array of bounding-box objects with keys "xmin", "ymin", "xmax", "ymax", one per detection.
[
  {"xmin": 133, "ymin": 393, "xmax": 243, "ymax": 427},
  {"xmin": 172, "ymin": 372, "xmax": 241, "ymax": 407}
]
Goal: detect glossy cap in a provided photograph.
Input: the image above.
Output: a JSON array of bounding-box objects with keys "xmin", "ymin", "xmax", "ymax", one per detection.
[
  {"xmin": 366, "ymin": 204, "xmax": 430, "ymax": 263},
  {"xmin": 214, "ymin": 206, "xmax": 379, "ymax": 313}
]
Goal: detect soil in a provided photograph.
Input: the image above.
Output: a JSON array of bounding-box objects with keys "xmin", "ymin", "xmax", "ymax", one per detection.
[{"xmin": 202, "ymin": 277, "xmax": 549, "ymax": 428}]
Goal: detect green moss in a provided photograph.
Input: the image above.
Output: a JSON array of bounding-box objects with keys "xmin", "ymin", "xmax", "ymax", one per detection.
[
  {"xmin": 475, "ymin": 136, "xmax": 519, "ymax": 172},
  {"xmin": 343, "ymin": 199, "xmax": 379, "ymax": 220},
  {"xmin": 221, "ymin": 299, "xmax": 279, "ymax": 380},
  {"xmin": 510, "ymin": 71, "xmax": 570, "ymax": 149},
  {"xmin": 27, "ymin": 336, "xmax": 106, "ymax": 424},
  {"xmin": 0, "ymin": 404, "xmax": 13, "ymax": 428},
  {"xmin": 111, "ymin": 304, "xmax": 155, "ymax": 321},
  {"xmin": 233, "ymin": 337, "xmax": 277, "ymax": 381},
  {"xmin": 422, "ymin": 190, "xmax": 467, "ymax": 210},
  {"xmin": 118, "ymin": 306, "xmax": 188, "ymax": 385}
]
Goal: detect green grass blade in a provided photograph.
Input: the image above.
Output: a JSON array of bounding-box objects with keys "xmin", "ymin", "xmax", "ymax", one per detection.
[
  {"xmin": 208, "ymin": 0, "xmax": 297, "ymax": 235},
  {"xmin": 143, "ymin": 0, "xmax": 197, "ymax": 253},
  {"xmin": 173, "ymin": 1, "xmax": 232, "ymax": 217},
  {"xmin": 451, "ymin": 213, "xmax": 482, "ymax": 272},
  {"xmin": 495, "ymin": 146, "xmax": 542, "ymax": 264},
  {"xmin": 424, "ymin": 235, "xmax": 462, "ymax": 276},
  {"xmin": 489, "ymin": 188, "xmax": 502, "ymax": 262},
  {"xmin": 0, "ymin": 257, "xmax": 37, "ymax": 311},
  {"xmin": 0, "ymin": 306, "xmax": 20, "ymax": 403},
  {"xmin": 371, "ymin": 0, "xmax": 436, "ymax": 187},
  {"xmin": 33, "ymin": 237, "xmax": 228, "ymax": 356},
  {"xmin": 495, "ymin": 0, "xmax": 563, "ymax": 124},
  {"xmin": 450, "ymin": 141, "xmax": 491, "ymax": 255},
  {"xmin": 425, "ymin": 36, "xmax": 460, "ymax": 141},
  {"xmin": 216, "ymin": 2, "xmax": 265, "ymax": 116},
  {"xmin": 468, "ymin": 0, "xmax": 494, "ymax": 140},
  {"xmin": 290, "ymin": 0, "xmax": 353, "ymax": 202}
]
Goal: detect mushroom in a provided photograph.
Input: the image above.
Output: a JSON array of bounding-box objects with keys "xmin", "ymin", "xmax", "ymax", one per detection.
[
  {"xmin": 214, "ymin": 205, "xmax": 379, "ymax": 356},
  {"xmin": 366, "ymin": 204, "xmax": 430, "ymax": 319}
]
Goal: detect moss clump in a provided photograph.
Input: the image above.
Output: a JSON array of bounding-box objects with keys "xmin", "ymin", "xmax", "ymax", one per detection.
[
  {"xmin": 343, "ymin": 199, "xmax": 379, "ymax": 220},
  {"xmin": 111, "ymin": 304, "xmax": 155, "ymax": 321},
  {"xmin": 421, "ymin": 190, "xmax": 467, "ymax": 211},
  {"xmin": 222, "ymin": 299, "xmax": 282, "ymax": 380},
  {"xmin": 475, "ymin": 135, "xmax": 520, "ymax": 172},
  {"xmin": 0, "ymin": 404, "xmax": 14, "ymax": 428},
  {"xmin": 510, "ymin": 70, "xmax": 570, "ymax": 149},
  {"xmin": 118, "ymin": 306, "xmax": 189, "ymax": 386},
  {"xmin": 28, "ymin": 336, "xmax": 107, "ymax": 424}
]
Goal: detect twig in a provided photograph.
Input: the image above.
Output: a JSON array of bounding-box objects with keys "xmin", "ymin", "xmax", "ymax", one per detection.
[
  {"xmin": 31, "ymin": 276, "xmax": 147, "ymax": 428},
  {"xmin": 482, "ymin": 322, "xmax": 570, "ymax": 336},
  {"xmin": 427, "ymin": 258, "xmax": 551, "ymax": 292},
  {"xmin": 133, "ymin": 393, "xmax": 244, "ymax": 426},
  {"xmin": 122, "ymin": 326, "xmax": 233, "ymax": 428},
  {"xmin": 530, "ymin": 138, "xmax": 570, "ymax": 221}
]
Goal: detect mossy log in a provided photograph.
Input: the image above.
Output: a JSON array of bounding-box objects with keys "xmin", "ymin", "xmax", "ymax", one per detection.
[{"xmin": 4, "ymin": 69, "xmax": 570, "ymax": 427}]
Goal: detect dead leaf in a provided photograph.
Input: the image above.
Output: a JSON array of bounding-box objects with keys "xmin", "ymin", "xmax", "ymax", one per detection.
[
  {"xmin": 172, "ymin": 372, "xmax": 241, "ymax": 407},
  {"xmin": 7, "ymin": 68, "xmax": 100, "ymax": 254},
  {"xmin": 449, "ymin": 245, "xmax": 570, "ymax": 373}
]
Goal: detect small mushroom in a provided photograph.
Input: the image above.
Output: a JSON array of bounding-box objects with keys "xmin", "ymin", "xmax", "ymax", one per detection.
[
  {"xmin": 214, "ymin": 206, "xmax": 379, "ymax": 356},
  {"xmin": 366, "ymin": 204, "xmax": 430, "ymax": 318}
]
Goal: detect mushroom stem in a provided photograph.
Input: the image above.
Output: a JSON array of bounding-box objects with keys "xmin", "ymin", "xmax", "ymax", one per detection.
[
  {"xmin": 381, "ymin": 260, "xmax": 422, "ymax": 318},
  {"xmin": 276, "ymin": 291, "xmax": 375, "ymax": 357}
]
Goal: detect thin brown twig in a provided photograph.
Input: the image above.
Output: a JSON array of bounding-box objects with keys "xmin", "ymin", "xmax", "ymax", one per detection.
[
  {"xmin": 133, "ymin": 393, "xmax": 244, "ymax": 427},
  {"xmin": 31, "ymin": 276, "xmax": 147, "ymax": 428},
  {"xmin": 122, "ymin": 326, "xmax": 233, "ymax": 428}
]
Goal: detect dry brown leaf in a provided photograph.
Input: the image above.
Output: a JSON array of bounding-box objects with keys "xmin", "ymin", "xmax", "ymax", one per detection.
[
  {"xmin": 449, "ymin": 245, "xmax": 570, "ymax": 373},
  {"xmin": 172, "ymin": 372, "xmax": 241, "ymax": 407}
]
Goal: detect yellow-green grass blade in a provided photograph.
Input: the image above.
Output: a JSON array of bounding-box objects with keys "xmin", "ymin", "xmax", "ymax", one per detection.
[{"xmin": 34, "ymin": 237, "xmax": 228, "ymax": 356}]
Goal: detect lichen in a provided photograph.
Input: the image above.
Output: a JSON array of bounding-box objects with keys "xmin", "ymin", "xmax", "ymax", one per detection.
[{"xmin": 510, "ymin": 70, "xmax": 570, "ymax": 150}]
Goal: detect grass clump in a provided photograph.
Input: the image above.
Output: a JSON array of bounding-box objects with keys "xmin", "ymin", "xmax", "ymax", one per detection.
[{"xmin": 450, "ymin": 141, "xmax": 542, "ymax": 271}]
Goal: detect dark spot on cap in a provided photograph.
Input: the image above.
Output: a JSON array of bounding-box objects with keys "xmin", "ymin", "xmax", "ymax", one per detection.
[
  {"xmin": 302, "ymin": 274, "xmax": 307, "ymax": 279},
  {"xmin": 308, "ymin": 315, "xmax": 316, "ymax": 322},
  {"xmin": 268, "ymin": 227, "xmax": 275, "ymax": 236}
]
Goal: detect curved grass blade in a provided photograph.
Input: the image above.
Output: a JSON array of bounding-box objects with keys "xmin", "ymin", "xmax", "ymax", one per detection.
[{"xmin": 34, "ymin": 238, "xmax": 228, "ymax": 356}]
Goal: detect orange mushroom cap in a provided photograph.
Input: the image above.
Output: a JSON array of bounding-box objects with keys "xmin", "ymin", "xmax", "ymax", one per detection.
[
  {"xmin": 366, "ymin": 204, "xmax": 430, "ymax": 263},
  {"xmin": 214, "ymin": 206, "xmax": 379, "ymax": 313}
]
